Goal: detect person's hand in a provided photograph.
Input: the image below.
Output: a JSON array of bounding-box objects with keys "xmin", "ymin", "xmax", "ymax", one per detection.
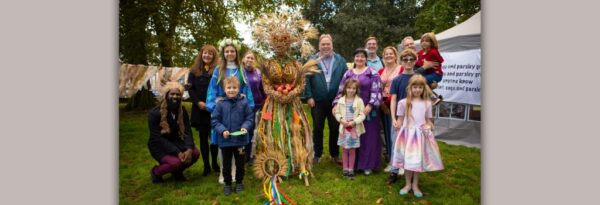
[
  {"xmin": 183, "ymin": 149, "xmax": 193, "ymax": 164},
  {"xmin": 364, "ymin": 105, "xmax": 372, "ymax": 115},
  {"xmin": 348, "ymin": 120, "xmax": 355, "ymax": 127},
  {"xmin": 331, "ymin": 105, "xmax": 337, "ymax": 114},
  {"xmin": 223, "ymin": 131, "xmax": 230, "ymax": 138},
  {"xmin": 178, "ymin": 152, "xmax": 185, "ymax": 162},
  {"xmin": 198, "ymin": 101, "xmax": 206, "ymax": 110},
  {"xmin": 240, "ymin": 128, "xmax": 248, "ymax": 133},
  {"xmin": 392, "ymin": 119, "xmax": 401, "ymax": 129},
  {"xmin": 307, "ymin": 98, "xmax": 316, "ymax": 108},
  {"xmin": 340, "ymin": 119, "xmax": 348, "ymax": 127},
  {"xmin": 423, "ymin": 60, "xmax": 439, "ymax": 69}
]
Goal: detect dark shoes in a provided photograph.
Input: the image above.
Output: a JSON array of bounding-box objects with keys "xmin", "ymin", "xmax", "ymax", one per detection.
[
  {"xmin": 343, "ymin": 170, "xmax": 355, "ymax": 180},
  {"xmin": 150, "ymin": 168, "xmax": 164, "ymax": 184},
  {"xmin": 235, "ymin": 183, "xmax": 244, "ymax": 193},
  {"xmin": 223, "ymin": 185, "xmax": 232, "ymax": 196},
  {"xmin": 172, "ymin": 171, "xmax": 187, "ymax": 181},
  {"xmin": 202, "ymin": 168, "xmax": 211, "ymax": 176},
  {"xmin": 313, "ymin": 157, "xmax": 321, "ymax": 165},
  {"xmin": 332, "ymin": 156, "xmax": 342, "ymax": 166},
  {"xmin": 386, "ymin": 173, "xmax": 398, "ymax": 185},
  {"xmin": 213, "ymin": 165, "xmax": 220, "ymax": 173}
]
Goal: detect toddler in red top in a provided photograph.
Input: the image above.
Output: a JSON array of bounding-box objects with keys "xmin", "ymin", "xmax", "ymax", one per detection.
[{"xmin": 415, "ymin": 32, "xmax": 444, "ymax": 88}]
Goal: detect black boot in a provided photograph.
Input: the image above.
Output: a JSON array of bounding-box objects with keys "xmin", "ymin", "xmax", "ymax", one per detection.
[
  {"xmin": 172, "ymin": 170, "xmax": 187, "ymax": 181},
  {"xmin": 150, "ymin": 167, "xmax": 164, "ymax": 184},
  {"xmin": 223, "ymin": 185, "xmax": 232, "ymax": 196},
  {"xmin": 386, "ymin": 173, "xmax": 398, "ymax": 185}
]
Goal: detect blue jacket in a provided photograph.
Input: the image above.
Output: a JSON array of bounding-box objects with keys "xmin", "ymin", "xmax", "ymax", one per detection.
[
  {"xmin": 210, "ymin": 95, "xmax": 255, "ymax": 148},
  {"xmin": 304, "ymin": 53, "xmax": 348, "ymax": 102}
]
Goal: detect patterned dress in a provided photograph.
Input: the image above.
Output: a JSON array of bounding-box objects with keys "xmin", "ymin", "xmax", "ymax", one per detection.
[
  {"xmin": 391, "ymin": 99, "xmax": 444, "ymax": 172},
  {"xmin": 337, "ymin": 102, "xmax": 360, "ymax": 148}
]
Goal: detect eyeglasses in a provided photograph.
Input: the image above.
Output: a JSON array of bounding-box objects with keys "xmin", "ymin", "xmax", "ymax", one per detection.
[{"xmin": 401, "ymin": 58, "xmax": 415, "ymax": 62}]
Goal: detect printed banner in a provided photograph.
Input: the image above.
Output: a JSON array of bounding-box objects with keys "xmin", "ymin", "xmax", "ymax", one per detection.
[{"xmin": 434, "ymin": 49, "xmax": 481, "ymax": 105}]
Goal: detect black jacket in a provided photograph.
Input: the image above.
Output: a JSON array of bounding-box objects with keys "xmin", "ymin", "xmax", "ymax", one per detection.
[
  {"xmin": 187, "ymin": 72, "xmax": 212, "ymax": 128},
  {"xmin": 147, "ymin": 106, "xmax": 194, "ymax": 161}
]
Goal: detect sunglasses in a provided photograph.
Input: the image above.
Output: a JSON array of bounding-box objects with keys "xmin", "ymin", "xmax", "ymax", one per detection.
[{"xmin": 401, "ymin": 58, "xmax": 415, "ymax": 62}]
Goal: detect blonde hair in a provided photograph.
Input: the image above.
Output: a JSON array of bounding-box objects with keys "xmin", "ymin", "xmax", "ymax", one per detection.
[
  {"xmin": 341, "ymin": 78, "xmax": 360, "ymax": 97},
  {"xmin": 221, "ymin": 76, "xmax": 241, "ymax": 89},
  {"xmin": 420, "ymin": 32, "xmax": 439, "ymax": 49},
  {"xmin": 404, "ymin": 75, "xmax": 433, "ymax": 127},
  {"xmin": 364, "ymin": 36, "xmax": 377, "ymax": 45},
  {"xmin": 383, "ymin": 46, "xmax": 399, "ymax": 65},
  {"xmin": 159, "ymin": 82, "xmax": 185, "ymax": 139},
  {"xmin": 399, "ymin": 49, "xmax": 417, "ymax": 60},
  {"xmin": 319, "ymin": 34, "xmax": 333, "ymax": 42}
]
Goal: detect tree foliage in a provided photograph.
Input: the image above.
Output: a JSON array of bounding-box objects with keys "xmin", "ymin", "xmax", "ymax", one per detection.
[
  {"xmin": 302, "ymin": 0, "xmax": 480, "ymax": 59},
  {"xmin": 415, "ymin": 0, "xmax": 481, "ymax": 35},
  {"xmin": 303, "ymin": 0, "xmax": 420, "ymax": 59}
]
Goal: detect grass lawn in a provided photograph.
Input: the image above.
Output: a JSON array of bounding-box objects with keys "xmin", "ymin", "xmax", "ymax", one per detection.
[{"xmin": 119, "ymin": 102, "xmax": 480, "ymax": 204}]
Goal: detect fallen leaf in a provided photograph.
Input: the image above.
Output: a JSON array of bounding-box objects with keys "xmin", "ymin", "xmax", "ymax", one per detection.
[
  {"xmin": 376, "ymin": 197, "xmax": 383, "ymax": 204},
  {"xmin": 211, "ymin": 200, "xmax": 218, "ymax": 205}
]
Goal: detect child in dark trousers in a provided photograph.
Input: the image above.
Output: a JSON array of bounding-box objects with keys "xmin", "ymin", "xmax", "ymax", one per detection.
[{"xmin": 211, "ymin": 76, "xmax": 255, "ymax": 195}]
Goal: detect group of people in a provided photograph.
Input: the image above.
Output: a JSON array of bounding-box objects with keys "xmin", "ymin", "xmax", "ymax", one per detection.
[{"xmin": 146, "ymin": 31, "xmax": 445, "ymax": 198}]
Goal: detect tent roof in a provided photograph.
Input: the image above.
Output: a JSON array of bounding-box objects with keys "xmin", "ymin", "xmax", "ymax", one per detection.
[
  {"xmin": 434, "ymin": 11, "xmax": 481, "ymax": 41},
  {"xmin": 410, "ymin": 11, "xmax": 481, "ymax": 52}
]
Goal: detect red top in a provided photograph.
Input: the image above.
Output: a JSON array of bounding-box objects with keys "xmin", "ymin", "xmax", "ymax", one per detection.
[{"xmin": 415, "ymin": 48, "xmax": 444, "ymax": 75}]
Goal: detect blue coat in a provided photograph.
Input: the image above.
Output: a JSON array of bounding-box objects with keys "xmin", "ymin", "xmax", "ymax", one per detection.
[
  {"xmin": 210, "ymin": 95, "xmax": 255, "ymax": 148},
  {"xmin": 304, "ymin": 53, "xmax": 348, "ymax": 102}
]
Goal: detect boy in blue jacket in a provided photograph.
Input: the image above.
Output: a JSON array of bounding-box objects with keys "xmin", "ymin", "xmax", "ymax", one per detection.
[{"xmin": 211, "ymin": 76, "xmax": 254, "ymax": 195}]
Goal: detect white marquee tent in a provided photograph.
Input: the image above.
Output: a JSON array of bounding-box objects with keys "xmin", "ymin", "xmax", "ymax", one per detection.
[{"xmin": 409, "ymin": 11, "xmax": 482, "ymax": 148}]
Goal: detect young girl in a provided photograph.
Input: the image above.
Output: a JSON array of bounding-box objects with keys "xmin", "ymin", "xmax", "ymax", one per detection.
[
  {"xmin": 333, "ymin": 79, "xmax": 366, "ymax": 180},
  {"xmin": 415, "ymin": 32, "xmax": 444, "ymax": 105},
  {"xmin": 392, "ymin": 75, "xmax": 444, "ymax": 198}
]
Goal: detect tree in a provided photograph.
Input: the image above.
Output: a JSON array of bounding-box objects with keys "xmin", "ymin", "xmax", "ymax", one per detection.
[
  {"xmin": 415, "ymin": 0, "xmax": 480, "ymax": 35},
  {"xmin": 303, "ymin": 0, "xmax": 420, "ymax": 59},
  {"xmin": 120, "ymin": 0, "xmax": 309, "ymax": 111}
]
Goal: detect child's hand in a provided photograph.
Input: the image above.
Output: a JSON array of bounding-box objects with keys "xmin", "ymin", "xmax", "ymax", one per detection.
[
  {"xmin": 392, "ymin": 120, "xmax": 401, "ymax": 129},
  {"xmin": 240, "ymin": 128, "xmax": 247, "ymax": 133},
  {"xmin": 348, "ymin": 120, "xmax": 355, "ymax": 127},
  {"xmin": 223, "ymin": 131, "xmax": 230, "ymax": 138}
]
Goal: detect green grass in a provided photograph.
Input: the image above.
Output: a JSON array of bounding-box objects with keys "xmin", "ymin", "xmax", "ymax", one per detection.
[{"xmin": 120, "ymin": 102, "xmax": 480, "ymax": 204}]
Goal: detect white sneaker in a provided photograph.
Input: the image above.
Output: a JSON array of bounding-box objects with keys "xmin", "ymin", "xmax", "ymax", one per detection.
[
  {"xmin": 384, "ymin": 164, "xmax": 392, "ymax": 172},
  {"xmin": 364, "ymin": 170, "xmax": 372, "ymax": 175}
]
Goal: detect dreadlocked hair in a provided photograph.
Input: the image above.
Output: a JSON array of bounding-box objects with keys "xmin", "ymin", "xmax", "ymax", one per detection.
[
  {"xmin": 404, "ymin": 75, "xmax": 433, "ymax": 127},
  {"xmin": 159, "ymin": 82, "xmax": 186, "ymax": 140}
]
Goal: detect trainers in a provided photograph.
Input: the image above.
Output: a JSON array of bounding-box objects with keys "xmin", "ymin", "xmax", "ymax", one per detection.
[
  {"xmin": 150, "ymin": 168, "xmax": 164, "ymax": 184},
  {"xmin": 364, "ymin": 169, "xmax": 372, "ymax": 175},
  {"xmin": 235, "ymin": 183, "xmax": 244, "ymax": 193},
  {"xmin": 386, "ymin": 173, "xmax": 398, "ymax": 185},
  {"xmin": 348, "ymin": 171, "xmax": 355, "ymax": 180},
  {"xmin": 223, "ymin": 185, "xmax": 232, "ymax": 196},
  {"xmin": 384, "ymin": 164, "xmax": 392, "ymax": 172},
  {"xmin": 342, "ymin": 170, "xmax": 349, "ymax": 177}
]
